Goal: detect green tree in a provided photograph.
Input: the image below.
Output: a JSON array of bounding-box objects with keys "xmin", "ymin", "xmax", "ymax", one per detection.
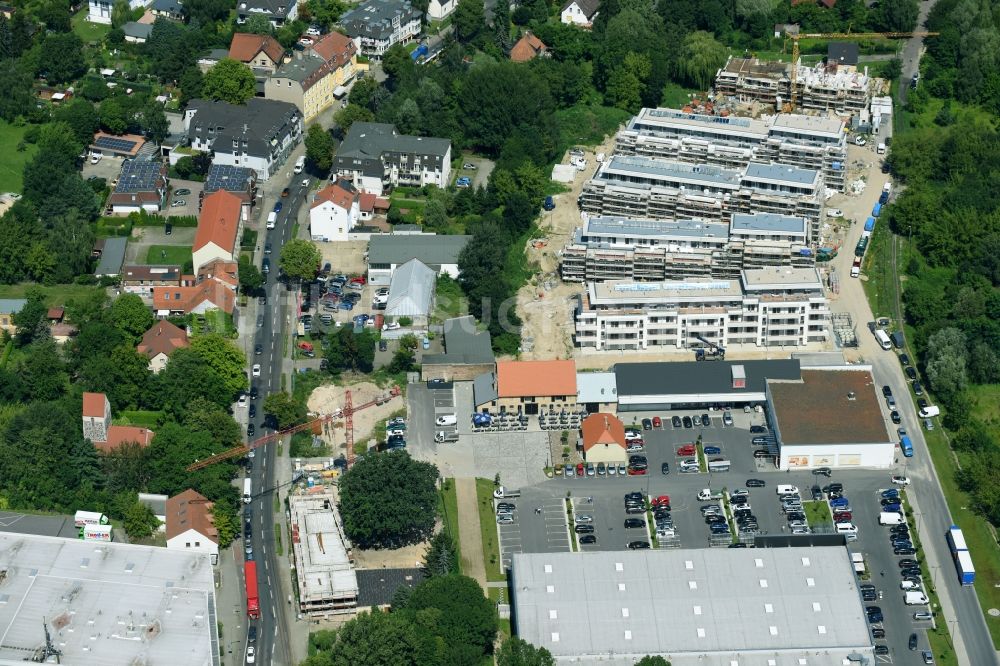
[
  {"xmin": 925, "ymin": 327, "xmax": 968, "ymax": 401},
  {"xmin": 325, "ymin": 325, "xmax": 377, "ymax": 374},
  {"xmin": 141, "ymin": 103, "xmax": 170, "ymax": 143},
  {"xmin": 280, "ymin": 239, "xmax": 322, "ymax": 281},
  {"xmin": 333, "ymin": 103, "xmax": 375, "ymax": 135},
  {"xmin": 423, "ymin": 531, "xmax": 459, "ymax": 577},
  {"xmin": 607, "ymin": 52, "xmax": 651, "ymax": 112},
  {"xmin": 0, "ymin": 61, "xmax": 34, "ymax": 122},
  {"xmin": 675, "ymin": 30, "xmax": 727, "ymax": 90},
  {"xmin": 872, "ymin": 0, "xmax": 918, "ymax": 32},
  {"xmin": 189, "ymin": 334, "xmax": 249, "ymax": 397},
  {"xmin": 110, "ymin": 293, "xmax": 155, "ymax": 341},
  {"xmin": 238, "ymin": 258, "xmax": 265, "ymax": 292},
  {"xmin": 202, "ymin": 59, "xmax": 256, "ymax": 105},
  {"xmin": 210, "ymin": 503, "xmax": 238, "ymax": 547},
  {"xmin": 497, "ymin": 637, "xmax": 555, "ymax": 666},
  {"xmin": 158, "ymin": 347, "xmax": 232, "ymax": 416},
  {"xmin": 305, "ymin": 124, "xmax": 335, "ymax": 173},
  {"xmin": 111, "ymin": 0, "xmax": 132, "ymax": 27},
  {"xmin": 303, "ymin": 609, "xmax": 436, "ymax": 666},
  {"xmin": 18, "ymin": 338, "xmax": 68, "ymax": 402},
  {"xmin": 338, "ymin": 451, "xmax": 439, "ymax": 548},
  {"xmin": 101, "ymin": 441, "xmax": 152, "ymax": 494},
  {"xmin": 55, "ymin": 98, "xmax": 101, "ymax": 146},
  {"xmin": 454, "ymin": 0, "xmax": 485, "ymax": 43},
  {"xmin": 123, "ymin": 499, "xmax": 160, "ymax": 539},
  {"xmin": 243, "ymin": 13, "xmax": 274, "ymax": 34},
  {"xmin": 12, "ymin": 288, "xmax": 48, "ymax": 347},
  {"xmin": 402, "ymin": 574, "xmax": 498, "ymax": 662},
  {"xmin": 422, "ymin": 198, "xmax": 448, "ymax": 229},
  {"xmin": 36, "ymin": 33, "xmax": 87, "ymax": 85},
  {"xmin": 635, "ymin": 657, "xmax": 671, "ymax": 666},
  {"xmin": 263, "ymin": 391, "xmax": 307, "ymax": 429},
  {"xmin": 179, "ymin": 66, "xmax": 204, "ymax": 104}
]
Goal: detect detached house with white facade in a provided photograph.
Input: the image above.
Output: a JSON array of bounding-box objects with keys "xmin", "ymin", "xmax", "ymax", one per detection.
[
  {"xmin": 332, "ymin": 122, "xmax": 451, "ymax": 196},
  {"xmin": 560, "ymin": 0, "xmax": 599, "ymax": 26},
  {"xmin": 236, "ymin": 0, "xmax": 298, "ymax": 27},
  {"xmin": 183, "ymin": 98, "xmax": 302, "ymax": 180},
  {"xmin": 310, "ymin": 183, "xmax": 360, "ymax": 242},
  {"xmin": 166, "ymin": 489, "xmax": 220, "ymax": 564}
]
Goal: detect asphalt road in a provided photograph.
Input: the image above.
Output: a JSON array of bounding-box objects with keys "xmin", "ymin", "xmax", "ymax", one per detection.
[
  {"xmin": 244, "ymin": 175, "xmax": 310, "ymax": 666},
  {"xmin": 896, "ymin": 0, "xmax": 937, "ymax": 106}
]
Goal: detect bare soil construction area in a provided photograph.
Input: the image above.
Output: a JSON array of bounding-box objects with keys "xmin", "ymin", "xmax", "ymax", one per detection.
[{"xmin": 307, "ymin": 382, "xmax": 405, "ymax": 457}]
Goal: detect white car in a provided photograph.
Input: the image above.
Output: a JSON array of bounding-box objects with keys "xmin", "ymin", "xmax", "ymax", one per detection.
[
  {"xmin": 383, "ymin": 321, "xmax": 401, "ymax": 331},
  {"xmin": 891, "ymin": 475, "xmax": 911, "ymax": 486},
  {"xmin": 827, "ymin": 208, "xmax": 843, "ymax": 217},
  {"xmin": 170, "ymin": 199, "xmax": 186, "ymax": 207},
  {"xmin": 626, "ymin": 444, "xmax": 644, "ymax": 454},
  {"xmin": 462, "ymin": 162, "xmax": 477, "ymax": 170},
  {"xmin": 90, "ymin": 153, "xmax": 102, "ymax": 164},
  {"xmin": 575, "ymin": 514, "xmax": 593, "ymax": 523},
  {"xmin": 301, "ymin": 179, "xmax": 309, "ymax": 188},
  {"xmin": 854, "ymin": 136, "xmax": 867, "ymax": 146},
  {"xmin": 246, "ymin": 646, "xmax": 256, "ymax": 663},
  {"xmin": 252, "ymin": 364, "xmax": 261, "ymax": 377},
  {"xmin": 237, "ymin": 393, "xmax": 247, "ymax": 406}
]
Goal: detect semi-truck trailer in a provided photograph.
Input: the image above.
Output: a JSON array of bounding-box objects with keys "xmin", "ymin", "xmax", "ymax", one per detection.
[{"xmin": 245, "ymin": 561, "xmax": 261, "ymax": 619}]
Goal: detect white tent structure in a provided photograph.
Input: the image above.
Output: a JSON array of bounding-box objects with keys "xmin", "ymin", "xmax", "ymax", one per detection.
[{"xmin": 386, "ymin": 258, "xmax": 435, "ymax": 320}]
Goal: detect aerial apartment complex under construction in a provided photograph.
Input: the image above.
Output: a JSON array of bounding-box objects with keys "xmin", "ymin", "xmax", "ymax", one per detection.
[{"xmin": 715, "ymin": 56, "xmax": 875, "ymax": 113}]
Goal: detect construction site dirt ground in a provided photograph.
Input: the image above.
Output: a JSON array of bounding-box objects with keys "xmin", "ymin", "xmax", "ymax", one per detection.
[{"xmin": 307, "ymin": 382, "xmax": 405, "ymax": 457}]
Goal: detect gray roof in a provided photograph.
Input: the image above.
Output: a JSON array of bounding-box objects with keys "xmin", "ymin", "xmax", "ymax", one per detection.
[
  {"xmin": 583, "ymin": 216, "xmax": 729, "ymax": 240},
  {"xmin": 94, "ymin": 237, "xmax": 128, "ymax": 276},
  {"xmin": 473, "ymin": 372, "xmax": 498, "ymax": 407},
  {"xmin": 576, "ymin": 371, "xmax": 617, "ymax": 404},
  {"xmin": 356, "ymin": 567, "xmax": 422, "ymax": 607},
  {"xmin": 744, "ymin": 162, "xmax": 818, "ymax": 186},
  {"xmin": 123, "ymin": 22, "xmax": 154, "ymax": 39},
  {"xmin": 603, "ymin": 155, "xmax": 743, "ymax": 189},
  {"xmin": 730, "ymin": 212, "xmax": 806, "ymax": 235},
  {"xmin": 273, "ymin": 50, "xmax": 327, "ymax": 84},
  {"xmin": 368, "ymin": 233, "xmax": 471, "ymax": 267},
  {"xmin": 614, "ymin": 359, "xmax": 801, "ymax": 397},
  {"xmin": 0, "ymin": 298, "xmax": 27, "ymax": 315},
  {"xmin": 204, "ymin": 164, "xmax": 257, "ymax": 194},
  {"xmin": 511, "ymin": 548, "xmax": 874, "ymax": 664},
  {"xmin": 187, "ymin": 97, "xmax": 301, "ymax": 160},
  {"xmin": 151, "ymin": 0, "xmax": 182, "ymax": 12},
  {"xmin": 441, "ymin": 316, "xmax": 494, "ymax": 364},
  {"xmin": 114, "ymin": 160, "xmax": 164, "ymax": 194},
  {"xmin": 339, "ymin": 0, "xmax": 422, "ymax": 40},
  {"xmin": 0, "ymin": 532, "xmax": 216, "ymax": 664},
  {"xmin": 0, "ymin": 511, "xmax": 78, "ymax": 539},
  {"xmin": 339, "ymin": 122, "xmax": 451, "ymax": 160},
  {"xmin": 237, "ymin": 0, "xmax": 295, "ymax": 19},
  {"xmin": 386, "ymin": 259, "xmax": 435, "ymax": 316},
  {"xmin": 828, "ymin": 42, "xmax": 859, "ymax": 67}
]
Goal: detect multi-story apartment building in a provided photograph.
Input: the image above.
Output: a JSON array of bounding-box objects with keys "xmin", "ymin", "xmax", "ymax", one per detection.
[
  {"xmin": 715, "ymin": 56, "xmax": 875, "ymax": 113},
  {"xmin": 264, "ymin": 32, "xmax": 357, "ymax": 122},
  {"xmin": 580, "ymin": 155, "xmax": 824, "ymax": 241},
  {"xmin": 574, "ymin": 267, "xmax": 829, "ymax": 352},
  {"xmin": 616, "ymin": 107, "xmax": 847, "ymax": 191},
  {"xmin": 332, "ymin": 122, "xmax": 451, "ymax": 196},
  {"xmin": 561, "ymin": 213, "xmax": 812, "ymax": 282},
  {"xmin": 338, "ymin": 0, "xmax": 422, "ymax": 59}
]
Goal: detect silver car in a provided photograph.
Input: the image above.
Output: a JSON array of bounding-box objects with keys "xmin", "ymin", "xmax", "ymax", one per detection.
[{"xmin": 575, "ymin": 514, "xmax": 593, "ymax": 524}]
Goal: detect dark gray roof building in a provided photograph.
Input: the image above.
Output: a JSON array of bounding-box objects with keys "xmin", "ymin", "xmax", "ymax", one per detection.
[
  {"xmin": 339, "ymin": 0, "xmax": 422, "ymax": 43},
  {"xmin": 185, "ymin": 98, "xmax": 301, "ymax": 161},
  {"xmin": 334, "ymin": 121, "xmax": 450, "ymax": 181},
  {"xmin": 122, "ymin": 22, "xmax": 153, "ymax": 41},
  {"xmin": 368, "ymin": 234, "xmax": 471, "ymax": 268},
  {"xmin": 356, "ymin": 568, "xmax": 423, "ymax": 607},
  {"xmin": 151, "ymin": 0, "xmax": 183, "ymax": 16},
  {"xmin": 473, "ymin": 371, "xmax": 499, "ymax": 407},
  {"xmin": 236, "ymin": 0, "xmax": 298, "ymax": 25},
  {"xmin": 94, "ymin": 237, "xmax": 128, "ymax": 277},
  {"xmin": 828, "ymin": 42, "xmax": 859, "ymax": 67},
  {"xmin": 442, "ymin": 316, "xmax": 494, "ymax": 364}
]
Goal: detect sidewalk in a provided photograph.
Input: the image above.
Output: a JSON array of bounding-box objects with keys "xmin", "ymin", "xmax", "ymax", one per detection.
[
  {"xmin": 455, "ymin": 477, "xmax": 487, "ymax": 588},
  {"xmin": 217, "ymin": 546, "xmax": 250, "ymax": 665}
]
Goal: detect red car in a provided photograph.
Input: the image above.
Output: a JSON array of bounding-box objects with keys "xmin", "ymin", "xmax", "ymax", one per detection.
[
  {"xmin": 652, "ymin": 495, "xmax": 671, "ymax": 507},
  {"xmin": 576, "ymin": 463, "xmax": 585, "ymax": 476},
  {"xmin": 652, "ymin": 416, "xmax": 662, "ymax": 428},
  {"xmin": 627, "ymin": 466, "xmax": 647, "ymax": 476},
  {"xmin": 833, "ymin": 511, "xmax": 852, "ymax": 522},
  {"xmin": 349, "ymin": 276, "xmax": 366, "ymax": 285},
  {"xmin": 676, "ymin": 445, "xmax": 696, "ymax": 456}
]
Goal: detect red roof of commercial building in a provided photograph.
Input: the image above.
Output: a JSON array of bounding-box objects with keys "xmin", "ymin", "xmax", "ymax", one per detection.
[
  {"xmin": 82, "ymin": 392, "xmax": 108, "ymax": 418},
  {"xmin": 581, "ymin": 413, "xmax": 626, "ymax": 452},
  {"xmin": 496, "ymin": 360, "xmax": 576, "ymax": 398},
  {"xmin": 193, "ymin": 190, "xmax": 243, "ymax": 253},
  {"xmin": 166, "ymin": 489, "xmax": 219, "ymax": 543}
]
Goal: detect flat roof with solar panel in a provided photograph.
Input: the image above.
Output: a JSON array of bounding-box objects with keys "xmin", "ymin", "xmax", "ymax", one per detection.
[
  {"xmin": 204, "ymin": 164, "xmax": 257, "ymax": 194},
  {"xmin": 113, "ymin": 160, "xmax": 165, "ymax": 194}
]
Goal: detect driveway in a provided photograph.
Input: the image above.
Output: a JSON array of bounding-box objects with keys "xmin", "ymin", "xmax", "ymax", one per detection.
[
  {"xmin": 455, "ymin": 156, "xmax": 494, "ymax": 189},
  {"xmin": 126, "ymin": 226, "xmax": 196, "ymax": 264}
]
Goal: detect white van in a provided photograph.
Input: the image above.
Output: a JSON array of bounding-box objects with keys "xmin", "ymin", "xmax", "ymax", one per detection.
[
  {"xmin": 776, "ymin": 485, "xmax": 799, "ymax": 496},
  {"xmin": 836, "ymin": 522, "xmax": 858, "ymax": 534},
  {"xmin": 905, "ymin": 591, "xmax": 929, "ymax": 605},
  {"xmin": 879, "ymin": 512, "xmax": 903, "ymax": 526},
  {"xmin": 435, "ymin": 414, "xmax": 457, "ymax": 426},
  {"xmin": 874, "ymin": 329, "xmax": 892, "ymax": 350},
  {"xmin": 293, "ymin": 155, "xmax": 306, "ymax": 174},
  {"xmin": 919, "ymin": 405, "xmax": 940, "ymax": 418},
  {"xmin": 266, "ymin": 212, "xmax": 277, "ymax": 229},
  {"xmin": 877, "ymin": 142, "xmax": 886, "ymax": 155}
]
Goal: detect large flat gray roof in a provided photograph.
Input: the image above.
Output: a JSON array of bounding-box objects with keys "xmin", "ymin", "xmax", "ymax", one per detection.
[
  {"xmin": 614, "ymin": 359, "xmax": 801, "ymax": 398},
  {"xmin": 368, "ymin": 234, "xmax": 471, "ymax": 266},
  {"xmin": 511, "ymin": 548, "xmax": 873, "ymax": 664},
  {"xmin": 0, "ymin": 532, "xmax": 216, "ymax": 665},
  {"xmin": 603, "ymin": 156, "xmax": 743, "ymax": 189},
  {"xmin": 744, "ymin": 162, "xmax": 818, "ymax": 186},
  {"xmin": 730, "ymin": 212, "xmax": 806, "ymax": 235},
  {"xmin": 583, "ymin": 216, "xmax": 729, "ymax": 240}
]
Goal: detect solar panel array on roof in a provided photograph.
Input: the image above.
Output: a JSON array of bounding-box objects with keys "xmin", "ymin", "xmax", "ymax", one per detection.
[
  {"xmin": 114, "ymin": 161, "xmax": 163, "ymax": 193},
  {"xmin": 94, "ymin": 135, "xmax": 139, "ymax": 153},
  {"xmin": 204, "ymin": 164, "xmax": 255, "ymax": 192}
]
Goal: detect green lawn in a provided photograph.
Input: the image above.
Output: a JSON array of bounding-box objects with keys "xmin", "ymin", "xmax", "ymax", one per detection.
[
  {"xmin": 145, "ymin": 245, "xmax": 193, "ymax": 266},
  {"xmin": 0, "ymin": 283, "xmax": 102, "ymax": 306},
  {"xmin": 474, "ymin": 478, "xmax": 505, "ymax": 582},
  {"xmin": 72, "ymin": 8, "xmax": 110, "ymax": 44},
  {"xmin": 803, "ymin": 500, "xmax": 832, "ymax": 527},
  {"xmin": 554, "ymin": 103, "xmax": 631, "ymax": 151},
  {"xmin": 116, "ymin": 410, "xmax": 163, "ymax": 427},
  {"xmin": 0, "ymin": 121, "xmax": 38, "ymax": 194}
]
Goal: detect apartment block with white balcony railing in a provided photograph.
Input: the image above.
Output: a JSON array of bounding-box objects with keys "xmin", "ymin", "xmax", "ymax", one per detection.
[{"xmin": 573, "ymin": 267, "xmax": 829, "ymax": 352}]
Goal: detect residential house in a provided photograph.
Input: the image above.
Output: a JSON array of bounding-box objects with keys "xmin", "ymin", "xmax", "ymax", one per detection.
[
  {"xmin": 310, "ymin": 182, "xmax": 360, "ymax": 241},
  {"xmin": 166, "ymin": 489, "xmax": 220, "ymax": 564},
  {"xmin": 47, "ymin": 307, "xmax": 77, "ymax": 345},
  {"xmin": 197, "ymin": 259, "xmax": 239, "ymax": 292},
  {"xmin": 358, "ymin": 192, "xmax": 390, "ymax": 220},
  {"xmin": 123, "ymin": 21, "xmax": 153, "ymax": 43},
  {"xmin": 90, "ymin": 131, "xmax": 146, "ymax": 159},
  {"xmin": 332, "ymin": 121, "xmax": 451, "ymax": 196},
  {"xmin": 0, "ymin": 299, "xmax": 26, "ymax": 333},
  {"xmin": 94, "ymin": 237, "xmax": 128, "ymax": 277},
  {"xmin": 366, "ymin": 232, "xmax": 471, "ymax": 285},
  {"xmin": 150, "ymin": 0, "xmax": 183, "ymax": 20},
  {"xmin": 184, "ymin": 98, "xmax": 303, "ymax": 180},
  {"xmin": 81, "ymin": 392, "xmax": 156, "ymax": 453},
  {"xmin": 136, "ymin": 320, "xmax": 189, "ymax": 373},
  {"xmin": 108, "ymin": 160, "xmax": 168, "ymax": 214},
  {"xmin": 229, "ymin": 33, "xmax": 286, "ymax": 73},
  {"xmin": 264, "ymin": 32, "xmax": 357, "ymax": 121},
  {"xmin": 203, "ymin": 164, "xmax": 258, "ymax": 217},
  {"xmin": 426, "ymin": 0, "xmax": 456, "ymax": 19},
  {"xmin": 121, "ymin": 265, "xmax": 183, "ymax": 297},
  {"xmin": 152, "ymin": 278, "xmax": 237, "ymax": 317},
  {"xmin": 510, "ymin": 32, "xmax": 547, "ymax": 62},
  {"xmin": 560, "ymin": 0, "xmax": 599, "ymax": 26},
  {"xmin": 192, "ymin": 190, "xmax": 244, "ymax": 273},
  {"xmin": 473, "ymin": 360, "xmax": 578, "ymax": 414},
  {"xmin": 581, "ymin": 413, "xmax": 627, "ymax": 465},
  {"xmin": 338, "ymin": 0, "xmax": 422, "ymax": 59},
  {"xmin": 88, "ymin": 0, "xmax": 149, "ymax": 24},
  {"xmin": 236, "ymin": 0, "xmax": 298, "ymax": 27}
]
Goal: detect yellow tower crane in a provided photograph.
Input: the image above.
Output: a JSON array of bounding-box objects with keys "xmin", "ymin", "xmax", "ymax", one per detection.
[{"xmin": 784, "ymin": 31, "xmax": 939, "ymax": 112}]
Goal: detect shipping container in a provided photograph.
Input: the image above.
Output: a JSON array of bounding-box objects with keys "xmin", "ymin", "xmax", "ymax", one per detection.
[{"xmin": 955, "ymin": 550, "xmax": 976, "ymax": 585}]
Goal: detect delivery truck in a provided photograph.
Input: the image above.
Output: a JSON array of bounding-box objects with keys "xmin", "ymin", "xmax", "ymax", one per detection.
[
  {"xmin": 74, "ymin": 510, "xmax": 109, "ymax": 527},
  {"xmin": 948, "ymin": 526, "xmax": 976, "ymax": 585},
  {"xmin": 81, "ymin": 524, "xmax": 113, "ymax": 542},
  {"xmin": 879, "ymin": 511, "xmax": 904, "ymax": 525},
  {"xmin": 493, "ymin": 486, "xmax": 521, "ymax": 499}
]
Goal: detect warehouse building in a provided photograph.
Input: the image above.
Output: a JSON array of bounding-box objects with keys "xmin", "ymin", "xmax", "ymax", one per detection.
[
  {"xmin": 580, "ymin": 156, "xmax": 824, "ymax": 241},
  {"xmin": 574, "ymin": 267, "xmax": 829, "ymax": 352},
  {"xmin": 616, "ymin": 107, "xmax": 847, "ymax": 191},
  {"xmin": 767, "ymin": 367, "xmax": 894, "ymax": 469},
  {"xmin": 510, "ymin": 548, "xmax": 874, "ymax": 665},
  {"xmin": 0, "ymin": 532, "xmax": 217, "ymax": 664},
  {"xmin": 560, "ymin": 213, "xmax": 812, "ymax": 282}
]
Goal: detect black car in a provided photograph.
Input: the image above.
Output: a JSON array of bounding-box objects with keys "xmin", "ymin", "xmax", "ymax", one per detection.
[
  {"xmin": 255, "ymin": 343, "xmax": 263, "ymax": 355},
  {"xmin": 379, "ymin": 340, "xmax": 388, "ymax": 352},
  {"xmin": 881, "ymin": 497, "xmax": 903, "ymax": 506},
  {"xmin": 913, "ymin": 380, "xmax": 923, "ymax": 395},
  {"xmin": 250, "ymin": 384, "xmax": 259, "ymax": 400},
  {"xmin": 874, "ymin": 645, "xmax": 889, "ymax": 656},
  {"xmin": 823, "ymin": 482, "xmax": 844, "ymax": 494},
  {"xmin": 247, "ymin": 423, "xmax": 255, "ymax": 437},
  {"xmin": 164, "ymin": 222, "xmax": 172, "ymax": 235},
  {"xmin": 891, "ymin": 411, "xmax": 901, "ymax": 424},
  {"xmin": 868, "ymin": 612, "xmax": 884, "ymax": 623},
  {"xmin": 900, "ymin": 353, "xmax": 910, "ymax": 366},
  {"xmin": 905, "ymin": 366, "xmax": 917, "ymax": 380},
  {"xmin": 249, "ymin": 404, "xmax": 257, "ymax": 418},
  {"xmin": 661, "ymin": 462, "xmax": 670, "ymax": 475},
  {"xmin": 898, "ymin": 559, "xmax": 919, "ymax": 568},
  {"xmin": 811, "ymin": 485, "xmax": 823, "ymax": 500},
  {"xmin": 624, "ymin": 492, "xmax": 643, "ymax": 501},
  {"xmin": 629, "ymin": 455, "xmax": 648, "ymax": 465},
  {"xmin": 749, "ymin": 425, "xmax": 767, "ymax": 434},
  {"xmin": 705, "ymin": 515, "xmax": 726, "ymax": 524},
  {"xmin": 882, "ymin": 385, "xmax": 893, "ymax": 398},
  {"xmin": 746, "ymin": 478, "xmax": 765, "ymax": 488},
  {"xmin": 682, "ymin": 416, "xmax": 693, "ymax": 428},
  {"xmin": 641, "ymin": 418, "xmax": 652, "ymax": 430},
  {"xmin": 895, "ymin": 547, "xmax": 917, "ymax": 555},
  {"xmin": 917, "ymin": 398, "xmax": 929, "ymax": 410},
  {"xmin": 751, "ymin": 437, "xmax": 768, "ymax": 445},
  {"xmin": 579, "ymin": 534, "xmax": 597, "ymax": 544},
  {"xmin": 671, "ymin": 416, "xmax": 682, "ymax": 428},
  {"xmin": 909, "ymin": 633, "xmax": 918, "ymax": 650},
  {"xmin": 701, "ymin": 413, "xmax": 710, "ymax": 426},
  {"xmin": 872, "ymin": 628, "xmax": 886, "ymax": 639},
  {"xmin": 628, "ymin": 540, "xmax": 651, "ymax": 549},
  {"xmin": 786, "ymin": 512, "xmax": 806, "ymax": 521},
  {"xmin": 575, "ymin": 524, "xmax": 595, "ymax": 534},
  {"xmin": 624, "ymin": 518, "xmax": 646, "ymax": 529}
]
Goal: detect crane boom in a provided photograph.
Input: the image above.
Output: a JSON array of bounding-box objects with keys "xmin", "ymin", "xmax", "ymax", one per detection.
[{"xmin": 785, "ymin": 31, "xmax": 938, "ymax": 112}]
